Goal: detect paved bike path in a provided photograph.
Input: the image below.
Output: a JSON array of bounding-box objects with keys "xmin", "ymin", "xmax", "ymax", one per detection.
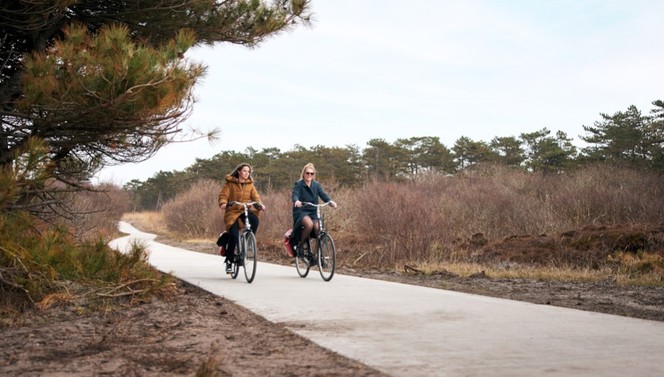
[{"xmin": 110, "ymin": 222, "xmax": 664, "ymax": 377}]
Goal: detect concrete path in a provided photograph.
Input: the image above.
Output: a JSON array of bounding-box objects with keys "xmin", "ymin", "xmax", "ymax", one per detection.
[{"xmin": 110, "ymin": 222, "xmax": 664, "ymax": 377}]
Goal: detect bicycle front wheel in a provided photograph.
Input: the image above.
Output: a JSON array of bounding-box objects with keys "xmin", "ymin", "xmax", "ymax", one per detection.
[
  {"xmin": 295, "ymin": 239, "xmax": 311, "ymax": 278},
  {"xmin": 317, "ymin": 234, "xmax": 336, "ymax": 281},
  {"xmin": 243, "ymin": 231, "xmax": 257, "ymax": 283},
  {"xmin": 231, "ymin": 237, "xmax": 241, "ymax": 279}
]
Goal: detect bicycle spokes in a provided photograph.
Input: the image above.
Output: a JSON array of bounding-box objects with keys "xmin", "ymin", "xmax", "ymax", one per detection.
[
  {"xmin": 317, "ymin": 234, "xmax": 336, "ymax": 281},
  {"xmin": 243, "ymin": 232, "xmax": 257, "ymax": 283},
  {"xmin": 295, "ymin": 240, "xmax": 311, "ymax": 278}
]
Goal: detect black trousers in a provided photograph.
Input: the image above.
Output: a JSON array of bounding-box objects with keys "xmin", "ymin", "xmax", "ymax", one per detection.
[{"xmin": 225, "ymin": 212, "xmax": 260, "ymax": 263}]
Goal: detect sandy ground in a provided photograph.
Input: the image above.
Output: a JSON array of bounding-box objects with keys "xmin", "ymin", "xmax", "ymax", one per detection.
[
  {"xmin": 0, "ymin": 279, "xmax": 387, "ymax": 377},
  {"xmin": 2, "ymin": 232, "xmax": 663, "ymax": 376}
]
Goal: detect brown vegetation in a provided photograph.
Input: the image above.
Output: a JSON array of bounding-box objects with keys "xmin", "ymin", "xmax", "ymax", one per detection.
[
  {"xmin": 57, "ymin": 183, "xmax": 132, "ymax": 241},
  {"xmin": 161, "ymin": 164, "xmax": 664, "ymax": 286},
  {"xmin": 161, "ymin": 179, "xmax": 224, "ymax": 237}
]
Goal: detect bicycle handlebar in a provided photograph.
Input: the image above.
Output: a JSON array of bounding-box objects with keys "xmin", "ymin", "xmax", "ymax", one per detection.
[
  {"xmin": 226, "ymin": 201, "xmax": 263, "ymax": 210},
  {"xmin": 301, "ymin": 201, "xmax": 334, "ymax": 208}
]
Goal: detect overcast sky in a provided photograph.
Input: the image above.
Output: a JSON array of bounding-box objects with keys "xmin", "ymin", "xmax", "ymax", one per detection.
[{"xmin": 95, "ymin": 0, "xmax": 664, "ymax": 184}]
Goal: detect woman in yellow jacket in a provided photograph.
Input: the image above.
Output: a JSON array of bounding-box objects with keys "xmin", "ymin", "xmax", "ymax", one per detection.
[{"xmin": 218, "ymin": 163, "xmax": 265, "ymax": 273}]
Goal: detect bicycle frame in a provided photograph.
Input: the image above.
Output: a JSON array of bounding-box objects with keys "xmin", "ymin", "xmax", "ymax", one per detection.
[
  {"xmin": 305, "ymin": 201, "xmax": 330, "ymax": 238},
  {"xmin": 227, "ymin": 201, "xmax": 260, "ymax": 235},
  {"xmin": 226, "ymin": 201, "xmax": 261, "ymax": 283}
]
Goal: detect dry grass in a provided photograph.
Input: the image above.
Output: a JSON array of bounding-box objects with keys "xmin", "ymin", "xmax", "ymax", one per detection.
[
  {"xmin": 411, "ymin": 261, "xmax": 612, "ymax": 282},
  {"xmin": 409, "ymin": 260, "xmax": 664, "ymax": 287},
  {"xmin": 122, "ymin": 211, "xmax": 169, "ymax": 235}
]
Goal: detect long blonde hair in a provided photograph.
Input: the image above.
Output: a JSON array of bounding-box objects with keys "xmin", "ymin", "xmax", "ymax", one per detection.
[{"xmin": 300, "ymin": 163, "xmax": 316, "ymax": 180}]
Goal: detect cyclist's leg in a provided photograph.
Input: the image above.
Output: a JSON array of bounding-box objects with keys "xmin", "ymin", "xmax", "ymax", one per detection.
[
  {"xmin": 299, "ymin": 216, "xmax": 314, "ymax": 247},
  {"xmin": 292, "ymin": 215, "xmax": 303, "ymax": 245},
  {"xmin": 226, "ymin": 221, "xmax": 241, "ymax": 264},
  {"xmin": 247, "ymin": 212, "xmax": 260, "ymax": 233},
  {"xmin": 312, "ymin": 220, "xmax": 320, "ymax": 239},
  {"xmin": 295, "ymin": 216, "xmax": 313, "ymax": 258},
  {"xmin": 306, "ymin": 220, "xmax": 321, "ymax": 264}
]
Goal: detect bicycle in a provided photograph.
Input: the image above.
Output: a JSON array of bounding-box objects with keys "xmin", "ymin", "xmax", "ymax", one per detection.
[
  {"xmin": 226, "ymin": 201, "xmax": 261, "ymax": 283},
  {"xmin": 294, "ymin": 201, "xmax": 337, "ymax": 281}
]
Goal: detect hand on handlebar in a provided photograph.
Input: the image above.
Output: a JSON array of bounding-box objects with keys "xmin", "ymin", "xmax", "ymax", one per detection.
[
  {"xmin": 223, "ymin": 201, "xmax": 265, "ymax": 211},
  {"xmin": 296, "ymin": 201, "xmax": 338, "ymax": 209}
]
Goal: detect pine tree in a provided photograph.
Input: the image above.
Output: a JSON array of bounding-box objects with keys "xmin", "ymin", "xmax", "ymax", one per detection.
[{"xmin": 0, "ymin": 0, "xmax": 312, "ymax": 213}]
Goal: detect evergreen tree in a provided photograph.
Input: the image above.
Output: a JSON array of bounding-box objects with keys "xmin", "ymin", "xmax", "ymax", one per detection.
[
  {"xmin": 520, "ymin": 128, "xmax": 576, "ymax": 173},
  {"xmin": 647, "ymin": 101, "xmax": 664, "ymax": 170},
  {"xmin": 581, "ymin": 105, "xmax": 649, "ymax": 164},
  {"xmin": 0, "ymin": 0, "xmax": 312, "ymax": 214},
  {"xmin": 490, "ymin": 136, "xmax": 525, "ymax": 168},
  {"xmin": 581, "ymin": 102, "xmax": 664, "ymax": 170},
  {"xmin": 452, "ymin": 136, "xmax": 494, "ymax": 171},
  {"xmin": 363, "ymin": 138, "xmax": 402, "ymax": 180},
  {"xmin": 395, "ymin": 136, "xmax": 453, "ymax": 176}
]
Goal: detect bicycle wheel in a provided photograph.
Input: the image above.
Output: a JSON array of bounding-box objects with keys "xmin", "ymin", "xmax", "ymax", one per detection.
[
  {"xmin": 231, "ymin": 236, "xmax": 241, "ymax": 279},
  {"xmin": 295, "ymin": 239, "xmax": 311, "ymax": 278},
  {"xmin": 317, "ymin": 233, "xmax": 336, "ymax": 281},
  {"xmin": 243, "ymin": 231, "xmax": 257, "ymax": 283}
]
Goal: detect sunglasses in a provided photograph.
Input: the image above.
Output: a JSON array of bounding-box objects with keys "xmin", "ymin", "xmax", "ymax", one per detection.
[{"xmin": 305, "ymin": 172, "xmax": 315, "ymax": 175}]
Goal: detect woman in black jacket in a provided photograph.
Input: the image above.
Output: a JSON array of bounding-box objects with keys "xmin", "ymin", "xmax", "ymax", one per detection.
[{"xmin": 290, "ymin": 163, "xmax": 337, "ymax": 255}]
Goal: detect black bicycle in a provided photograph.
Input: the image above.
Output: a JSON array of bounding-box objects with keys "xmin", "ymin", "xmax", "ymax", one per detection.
[
  {"xmin": 295, "ymin": 202, "xmax": 337, "ymax": 281},
  {"xmin": 226, "ymin": 201, "xmax": 260, "ymax": 283}
]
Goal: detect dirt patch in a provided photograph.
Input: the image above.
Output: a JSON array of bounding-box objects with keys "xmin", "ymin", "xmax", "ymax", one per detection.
[
  {"xmin": 2, "ymin": 224, "xmax": 663, "ymax": 376},
  {"xmin": 0, "ymin": 280, "xmax": 387, "ymax": 377},
  {"xmin": 472, "ymin": 223, "xmax": 664, "ymax": 268}
]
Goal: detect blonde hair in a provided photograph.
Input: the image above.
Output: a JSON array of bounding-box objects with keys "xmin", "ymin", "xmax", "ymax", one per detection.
[{"xmin": 300, "ymin": 163, "xmax": 316, "ymax": 180}]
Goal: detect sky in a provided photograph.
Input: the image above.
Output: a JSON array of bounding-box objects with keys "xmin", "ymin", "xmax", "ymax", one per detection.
[{"xmin": 95, "ymin": 0, "xmax": 664, "ymax": 184}]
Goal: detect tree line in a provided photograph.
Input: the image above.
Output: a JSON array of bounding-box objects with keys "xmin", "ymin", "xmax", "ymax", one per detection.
[{"xmin": 127, "ymin": 100, "xmax": 664, "ymax": 210}]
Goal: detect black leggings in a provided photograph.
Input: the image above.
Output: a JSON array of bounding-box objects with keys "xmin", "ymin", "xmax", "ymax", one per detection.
[{"xmin": 225, "ymin": 212, "xmax": 260, "ymax": 263}]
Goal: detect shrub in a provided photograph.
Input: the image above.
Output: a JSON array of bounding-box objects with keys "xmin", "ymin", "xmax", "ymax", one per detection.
[
  {"xmin": 334, "ymin": 165, "xmax": 664, "ymax": 268},
  {"xmin": 0, "ymin": 209, "xmax": 173, "ymax": 315},
  {"xmin": 161, "ymin": 179, "xmax": 223, "ymax": 238}
]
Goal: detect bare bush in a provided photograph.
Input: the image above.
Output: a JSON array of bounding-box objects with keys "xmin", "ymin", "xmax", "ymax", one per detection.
[
  {"xmin": 547, "ymin": 164, "xmax": 664, "ymax": 226},
  {"xmin": 155, "ymin": 165, "xmax": 664, "ymax": 274},
  {"xmin": 162, "ymin": 180, "xmax": 223, "ymax": 238},
  {"xmin": 333, "ymin": 165, "xmax": 664, "ymax": 268},
  {"xmin": 58, "ymin": 183, "xmax": 131, "ymax": 241}
]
